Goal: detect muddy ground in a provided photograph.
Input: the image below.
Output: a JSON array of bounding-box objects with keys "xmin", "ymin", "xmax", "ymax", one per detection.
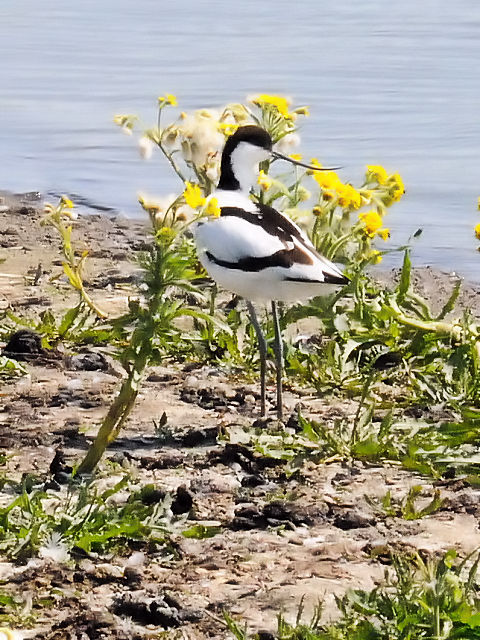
[{"xmin": 1, "ymin": 192, "xmax": 480, "ymax": 639}]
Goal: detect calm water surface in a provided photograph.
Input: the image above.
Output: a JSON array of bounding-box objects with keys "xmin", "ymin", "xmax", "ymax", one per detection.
[{"xmin": 1, "ymin": 1, "xmax": 480, "ymax": 278}]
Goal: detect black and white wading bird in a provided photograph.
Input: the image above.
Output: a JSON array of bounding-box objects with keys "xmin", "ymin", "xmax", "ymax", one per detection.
[{"xmin": 195, "ymin": 125, "xmax": 349, "ymax": 420}]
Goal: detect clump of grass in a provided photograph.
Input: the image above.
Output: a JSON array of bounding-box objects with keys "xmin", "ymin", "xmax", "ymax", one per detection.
[
  {"xmin": 237, "ymin": 400, "xmax": 480, "ymax": 481},
  {"xmin": 225, "ymin": 550, "xmax": 480, "ymax": 639},
  {"xmin": 0, "ymin": 474, "xmax": 176, "ymax": 561},
  {"xmin": 366, "ymin": 485, "xmax": 444, "ymax": 520}
]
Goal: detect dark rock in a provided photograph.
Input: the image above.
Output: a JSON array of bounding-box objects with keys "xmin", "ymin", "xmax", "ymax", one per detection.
[
  {"xmin": 182, "ymin": 426, "xmax": 219, "ymax": 447},
  {"xmin": 136, "ymin": 485, "xmax": 167, "ymax": 506},
  {"xmin": 171, "ymin": 486, "xmax": 193, "ymax": 515},
  {"xmin": 112, "ymin": 593, "xmax": 183, "ymax": 628},
  {"xmin": 68, "ymin": 351, "xmax": 109, "ymax": 371},
  {"xmin": 263, "ymin": 500, "xmax": 314, "ymax": 526},
  {"xmin": 210, "ymin": 443, "xmax": 285, "ymax": 474},
  {"xmin": 49, "ymin": 449, "xmax": 73, "ymax": 483},
  {"xmin": 3, "ymin": 329, "xmax": 44, "ymax": 360},
  {"xmin": 231, "ymin": 500, "xmax": 319, "ymax": 530},
  {"xmin": 332, "ymin": 509, "xmax": 375, "ymax": 530},
  {"xmin": 241, "ymin": 473, "xmax": 265, "ymax": 488}
]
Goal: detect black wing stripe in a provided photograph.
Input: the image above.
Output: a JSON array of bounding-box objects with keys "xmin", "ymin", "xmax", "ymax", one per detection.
[
  {"xmin": 206, "ymin": 243, "xmax": 313, "ymax": 273},
  {"xmin": 285, "ymin": 273, "xmax": 349, "ymax": 285},
  {"xmin": 220, "ymin": 205, "xmax": 305, "ymax": 245}
]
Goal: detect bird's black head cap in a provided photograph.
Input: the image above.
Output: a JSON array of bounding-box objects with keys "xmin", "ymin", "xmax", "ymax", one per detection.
[{"xmin": 218, "ymin": 125, "xmax": 272, "ymax": 191}]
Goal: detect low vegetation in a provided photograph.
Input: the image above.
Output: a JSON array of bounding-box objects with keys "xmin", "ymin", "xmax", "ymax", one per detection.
[{"xmin": 2, "ymin": 93, "xmax": 480, "ymax": 638}]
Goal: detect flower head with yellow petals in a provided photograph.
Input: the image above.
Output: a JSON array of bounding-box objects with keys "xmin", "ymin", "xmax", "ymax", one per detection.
[
  {"xmin": 158, "ymin": 94, "xmax": 178, "ymax": 107},
  {"xmin": 366, "ymin": 165, "xmax": 388, "ymax": 185},
  {"xmin": 251, "ymin": 94, "xmax": 292, "ymax": 119},
  {"xmin": 337, "ymin": 183, "xmax": 362, "ymax": 210},
  {"xmin": 205, "ymin": 197, "xmax": 221, "ymax": 218},
  {"xmin": 183, "ymin": 182, "xmax": 206, "ymax": 209},
  {"xmin": 257, "ymin": 170, "xmax": 273, "ymax": 191},
  {"xmin": 359, "ymin": 210, "xmax": 383, "ymax": 236}
]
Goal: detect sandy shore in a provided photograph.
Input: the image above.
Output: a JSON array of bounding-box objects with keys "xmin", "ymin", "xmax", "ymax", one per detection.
[{"xmin": 1, "ymin": 191, "xmax": 480, "ymax": 639}]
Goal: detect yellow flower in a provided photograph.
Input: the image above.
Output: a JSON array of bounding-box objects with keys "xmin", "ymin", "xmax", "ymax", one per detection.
[
  {"xmin": 289, "ymin": 153, "xmax": 303, "ymax": 161},
  {"xmin": 475, "ymin": 222, "xmax": 480, "ymax": 240},
  {"xmin": 337, "ymin": 183, "xmax": 362, "ymax": 210},
  {"xmin": 371, "ymin": 250, "xmax": 383, "ymax": 264},
  {"xmin": 183, "ymin": 182, "xmax": 206, "ymax": 209},
  {"xmin": 389, "ymin": 173, "xmax": 405, "ymax": 201},
  {"xmin": 312, "ymin": 205, "xmax": 327, "ymax": 217},
  {"xmin": 251, "ymin": 94, "xmax": 292, "ymax": 119},
  {"xmin": 378, "ymin": 227, "xmax": 390, "ymax": 241},
  {"xmin": 321, "ymin": 189, "xmax": 335, "ymax": 202},
  {"xmin": 158, "ymin": 94, "xmax": 178, "ymax": 106},
  {"xmin": 359, "ymin": 210, "xmax": 383, "ymax": 236},
  {"xmin": 218, "ymin": 122, "xmax": 239, "ymax": 137},
  {"xmin": 366, "ymin": 165, "xmax": 388, "ymax": 185},
  {"xmin": 61, "ymin": 196, "xmax": 74, "ymax": 209},
  {"xmin": 313, "ymin": 170, "xmax": 341, "ymax": 191},
  {"xmin": 205, "ymin": 197, "xmax": 221, "ymax": 217},
  {"xmin": 257, "ymin": 170, "xmax": 273, "ymax": 191}
]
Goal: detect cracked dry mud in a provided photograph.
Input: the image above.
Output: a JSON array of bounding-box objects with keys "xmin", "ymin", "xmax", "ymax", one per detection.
[{"xmin": 1, "ymin": 194, "xmax": 480, "ymax": 639}]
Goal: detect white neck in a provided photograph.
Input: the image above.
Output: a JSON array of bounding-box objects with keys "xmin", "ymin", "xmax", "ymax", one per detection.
[
  {"xmin": 213, "ymin": 188, "xmax": 257, "ymax": 212},
  {"xmin": 230, "ymin": 142, "xmax": 270, "ymax": 192}
]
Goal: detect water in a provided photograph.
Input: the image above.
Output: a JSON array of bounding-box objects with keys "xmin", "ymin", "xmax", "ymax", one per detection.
[{"xmin": 1, "ymin": 0, "xmax": 480, "ymax": 279}]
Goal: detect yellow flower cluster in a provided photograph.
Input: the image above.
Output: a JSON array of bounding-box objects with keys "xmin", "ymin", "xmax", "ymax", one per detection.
[
  {"xmin": 366, "ymin": 165, "xmax": 404, "ymax": 203},
  {"xmin": 61, "ymin": 196, "xmax": 74, "ymax": 209},
  {"xmin": 366, "ymin": 165, "xmax": 388, "ymax": 185},
  {"xmin": 388, "ymin": 173, "xmax": 405, "ymax": 202},
  {"xmin": 218, "ymin": 122, "xmax": 239, "ymax": 137},
  {"xmin": 158, "ymin": 94, "xmax": 177, "ymax": 107},
  {"xmin": 251, "ymin": 94, "xmax": 292, "ymax": 119},
  {"xmin": 359, "ymin": 210, "xmax": 389, "ymax": 240},
  {"xmin": 475, "ymin": 196, "xmax": 480, "ymax": 240},
  {"xmin": 337, "ymin": 183, "xmax": 362, "ymax": 210},
  {"xmin": 309, "ymin": 160, "xmax": 362, "ymax": 211},
  {"xmin": 257, "ymin": 170, "xmax": 273, "ymax": 191},
  {"xmin": 205, "ymin": 197, "xmax": 221, "ymax": 217},
  {"xmin": 183, "ymin": 182, "xmax": 205, "ymax": 209}
]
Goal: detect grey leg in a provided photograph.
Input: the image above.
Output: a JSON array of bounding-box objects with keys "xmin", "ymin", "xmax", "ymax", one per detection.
[
  {"xmin": 246, "ymin": 300, "xmax": 267, "ymax": 417},
  {"xmin": 271, "ymin": 300, "xmax": 283, "ymax": 420}
]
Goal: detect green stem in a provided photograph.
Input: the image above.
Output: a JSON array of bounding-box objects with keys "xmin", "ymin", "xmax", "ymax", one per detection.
[
  {"xmin": 157, "ymin": 107, "xmax": 187, "ymax": 183},
  {"xmin": 78, "ymin": 282, "xmax": 108, "ymax": 319},
  {"xmin": 76, "ymin": 342, "xmax": 150, "ymax": 475},
  {"xmin": 394, "ymin": 308, "xmax": 456, "ymax": 336}
]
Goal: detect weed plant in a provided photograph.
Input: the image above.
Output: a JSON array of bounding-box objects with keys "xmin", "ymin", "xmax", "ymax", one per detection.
[
  {"xmin": 225, "ymin": 550, "xmax": 480, "ymax": 639},
  {"xmin": 0, "ymin": 474, "xmax": 176, "ymax": 561}
]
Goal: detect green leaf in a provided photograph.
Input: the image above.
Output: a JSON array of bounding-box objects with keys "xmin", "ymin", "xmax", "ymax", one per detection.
[
  {"xmin": 397, "ymin": 249, "xmax": 411, "ymax": 303},
  {"xmin": 58, "ymin": 304, "xmax": 82, "ymax": 336},
  {"xmin": 436, "ymin": 279, "xmax": 461, "ymax": 320},
  {"xmin": 181, "ymin": 524, "xmax": 222, "ymax": 539}
]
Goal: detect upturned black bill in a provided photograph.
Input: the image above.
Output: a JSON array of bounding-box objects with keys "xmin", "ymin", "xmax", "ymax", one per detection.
[{"xmin": 271, "ymin": 150, "xmax": 341, "ymax": 171}]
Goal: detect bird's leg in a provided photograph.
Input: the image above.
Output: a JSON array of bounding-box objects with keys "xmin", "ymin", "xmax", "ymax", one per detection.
[
  {"xmin": 246, "ymin": 300, "xmax": 267, "ymax": 417},
  {"xmin": 271, "ymin": 300, "xmax": 283, "ymax": 421}
]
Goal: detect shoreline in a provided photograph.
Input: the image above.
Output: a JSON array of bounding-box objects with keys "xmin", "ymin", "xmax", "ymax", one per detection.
[{"xmin": 2, "ymin": 191, "xmax": 480, "ymax": 638}]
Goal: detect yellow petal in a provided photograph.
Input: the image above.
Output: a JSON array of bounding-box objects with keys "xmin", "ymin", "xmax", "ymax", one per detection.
[
  {"xmin": 205, "ymin": 197, "xmax": 221, "ymax": 217},
  {"xmin": 183, "ymin": 182, "xmax": 206, "ymax": 209}
]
